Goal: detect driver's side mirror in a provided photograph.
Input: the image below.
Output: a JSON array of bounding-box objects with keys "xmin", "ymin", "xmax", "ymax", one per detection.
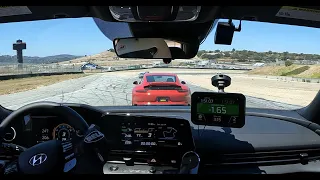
[
  {"xmin": 133, "ymin": 81, "xmax": 138, "ymax": 85},
  {"xmin": 181, "ymin": 81, "xmax": 186, "ymax": 84}
]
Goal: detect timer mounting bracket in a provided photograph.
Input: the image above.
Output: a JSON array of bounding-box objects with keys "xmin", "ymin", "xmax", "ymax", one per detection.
[{"xmin": 211, "ymin": 74, "xmax": 231, "ymax": 93}]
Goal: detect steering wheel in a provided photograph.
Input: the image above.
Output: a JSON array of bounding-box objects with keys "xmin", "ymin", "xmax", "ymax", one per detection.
[{"xmin": 0, "ymin": 102, "xmax": 90, "ymax": 174}]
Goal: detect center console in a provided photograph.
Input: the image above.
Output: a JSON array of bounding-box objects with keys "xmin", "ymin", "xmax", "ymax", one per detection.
[{"xmin": 98, "ymin": 115, "xmax": 196, "ymax": 174}]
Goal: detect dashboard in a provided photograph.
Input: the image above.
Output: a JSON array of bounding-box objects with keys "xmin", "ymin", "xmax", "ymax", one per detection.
[
  {"xmin": 0, "ymin": 109, "xmax": 195, "ymax": 172},
  {"xmin": 1, "ymin": 104, "xmax": 320, "ymax": 174}
]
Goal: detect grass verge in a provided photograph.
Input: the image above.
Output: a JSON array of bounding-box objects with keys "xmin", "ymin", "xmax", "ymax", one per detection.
[
  {"xmin": 248, "ymin": 64, "xmax": 320, "ymax": 78},
  {"xmin": 281, "ymin": 66, "xmax": 310, "ymax": 76},
  {"xmin": 0, "ymin": 73, "xmax": 88, "ymax": 95}
]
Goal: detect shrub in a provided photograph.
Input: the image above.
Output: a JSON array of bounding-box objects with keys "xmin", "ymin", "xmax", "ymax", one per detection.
[{"xmin": 285, "ymin": 60, "xmax": 293, "ymax": 67}]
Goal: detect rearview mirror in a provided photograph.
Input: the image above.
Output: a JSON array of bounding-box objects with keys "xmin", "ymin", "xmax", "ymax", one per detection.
[
  {"xmin": 133, "ymin": 81, "xmax": 138, "ymax": 85},
  {"xmin": 114, "ymin": 38, "xmax": 172, "ymax": 59},
  {"xmin": 181, "ymin": 81, "xmax": 186, "ymax": 84},
  {"xmin": 113, "ymin": 37, "xmax": 198, "ymax": 59}
]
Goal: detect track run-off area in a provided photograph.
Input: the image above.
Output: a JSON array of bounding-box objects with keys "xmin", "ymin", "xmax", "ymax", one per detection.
[{"xmin": 0, "ymin": 68, "xmax": 318, "ymax": 110}]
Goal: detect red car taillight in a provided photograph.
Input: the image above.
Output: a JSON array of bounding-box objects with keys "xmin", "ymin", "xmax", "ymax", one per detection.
[
  {"xmin": 136, "ymin": 89, "xmax": 148, "ymax": 93},
  {"xmin": 177, "ymin": 89, "xmax": 189, "ymax": 92}
]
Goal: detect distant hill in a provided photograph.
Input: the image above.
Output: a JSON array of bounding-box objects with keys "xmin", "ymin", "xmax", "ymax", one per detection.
[
  {"xmin": 197, "ymin": 49, "xmax": 320, "ymax": 63},
  {"xmin": 63, "ymin": 51, "xmax": 118, "ymax": 64},
  {"xmin": 59, "ymin": 50, "xmax": 158, "ymax": 66},
  {"xmin": 0, "ymin": 54, "xmax": 83, "ymax": 64}
]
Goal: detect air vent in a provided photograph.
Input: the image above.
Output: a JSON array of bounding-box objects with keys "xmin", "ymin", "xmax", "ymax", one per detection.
[{"xmin": 203, "ymin": 148, "xmax": 320, "ymax": 167}]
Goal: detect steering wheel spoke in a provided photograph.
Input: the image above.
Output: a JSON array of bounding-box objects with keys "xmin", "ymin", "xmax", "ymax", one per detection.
[{"xmin": 61, "ymin": 140, "xmax": 77, "ymax": 172}]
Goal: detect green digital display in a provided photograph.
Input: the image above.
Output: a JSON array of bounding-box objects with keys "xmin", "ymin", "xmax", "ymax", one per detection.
[
  {"xmin": 191, "ymin": 92, "xmax": 246, "ymax": 128},
  {"xmin": 197, "ymin": 103, "xmax": 239, "ymax": 116}
]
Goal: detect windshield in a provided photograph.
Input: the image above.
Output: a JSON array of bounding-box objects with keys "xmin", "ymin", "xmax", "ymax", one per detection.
[{"xmin": 0, "ymin": 17, "xmax": 319, "ymax": 110}]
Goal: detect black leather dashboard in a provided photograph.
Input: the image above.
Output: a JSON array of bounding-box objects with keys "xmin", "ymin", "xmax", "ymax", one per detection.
[{"xmin": 1, "ymin": 104, "xmax": 320, "ymax": 174}]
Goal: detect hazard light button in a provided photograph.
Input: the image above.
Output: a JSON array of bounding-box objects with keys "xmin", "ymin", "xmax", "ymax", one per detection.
[{"xmin": 148, "ymin": 158, "xmax": 158, "ymax": 165}]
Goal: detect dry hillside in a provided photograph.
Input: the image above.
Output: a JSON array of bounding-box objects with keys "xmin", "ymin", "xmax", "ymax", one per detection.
[
  {"xmin": 59, "ymin": 51, "xmax": 118, "ymax": 64},
  {"xmin": 59, "ymin": 50, "xmax": 200, "ymax": 66},
  {"xmin": 248, "ymin": 64, "xmax": 320, "ymax": 78},
  {"xmin": 59, "ymin": 51, "xmax": 155, "ymax": 66}
]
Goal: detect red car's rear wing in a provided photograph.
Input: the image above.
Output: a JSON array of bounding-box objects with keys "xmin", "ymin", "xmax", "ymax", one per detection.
[{"xmin": 141, "ymin": 82, "xmax": 188, "ymax": 92}]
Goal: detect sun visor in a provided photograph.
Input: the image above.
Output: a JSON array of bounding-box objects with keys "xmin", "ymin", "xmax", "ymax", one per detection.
[
  {"xmin": 109, "ymin": 6, "xmax": 201, "ymax": 22},
  {"xmin": 93, "ymin": 17, "xmax": 133, "ymax": 41}
]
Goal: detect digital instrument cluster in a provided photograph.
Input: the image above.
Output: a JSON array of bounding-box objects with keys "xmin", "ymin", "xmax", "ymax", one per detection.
[{"xmin": 21, "ymin": 115, "xmax": 82, "ymax": 145}]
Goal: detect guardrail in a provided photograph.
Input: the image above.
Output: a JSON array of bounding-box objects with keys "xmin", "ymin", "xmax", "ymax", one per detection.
[
  {"xmin": 164, "ymin": 65, "xmax": 252, "ymax": 70},
  {"xmin": 0, "ymin": 63, "xmax": 81, "ymax": 76},
  {"xmin": 0, "ymin": 72, "xmax": 83, "ymax": 80},
  {"xmin": 0, "ymin": 63, "xmax": 83, "ymax": 80}
]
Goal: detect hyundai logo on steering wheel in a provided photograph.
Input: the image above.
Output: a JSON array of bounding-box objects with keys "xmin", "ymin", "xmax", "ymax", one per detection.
[{"xmin": 29, "ymin": 153, "xmax": 47, "ymax": 166}]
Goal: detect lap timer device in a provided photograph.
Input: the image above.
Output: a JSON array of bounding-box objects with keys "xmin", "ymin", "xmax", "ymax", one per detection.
[{"xmin": 191, "ymin": 92, "xmax": 246, "ymax": 128}]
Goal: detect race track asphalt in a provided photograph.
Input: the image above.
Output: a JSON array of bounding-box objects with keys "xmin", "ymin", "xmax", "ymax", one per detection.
[{"xmin": 0, "ymin": 73, "xmax": 302, "ymax": 110}]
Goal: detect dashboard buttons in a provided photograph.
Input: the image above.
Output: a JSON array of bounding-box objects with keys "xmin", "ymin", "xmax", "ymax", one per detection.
[
  {"xmin": 123, "ymin": 157, "xmax": 134, "ymax": 166},
  {"xmin": 197, "ymin": 114, "xmax": 206, "ymax": 121},
  {"xmin": 149, "ymin": 167, "xmax": 156, "ymax": 173},
  {"xmin": 123, "ymin": 157, "xmax": 131, "ymax": 161},
  {"xmin": 109, "ymin": 165, "xmax": 119, "ymax": 171},
  {"xmin": 148, "ymin": 158, "xmax": 158, "ymax": 166}
]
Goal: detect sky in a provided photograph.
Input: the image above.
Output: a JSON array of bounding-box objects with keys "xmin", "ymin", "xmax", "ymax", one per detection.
[{"xmin": 1, "ymin": 17, "xmax": 320, "ymax": 57}]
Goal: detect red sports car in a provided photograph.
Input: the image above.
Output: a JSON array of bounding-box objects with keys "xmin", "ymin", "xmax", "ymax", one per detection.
[{"xmin": 132, "ymin": 73, "xmax": 191, "ymax": 106}]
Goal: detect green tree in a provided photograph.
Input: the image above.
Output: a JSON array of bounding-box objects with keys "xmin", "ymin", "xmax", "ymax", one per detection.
[
  {"xmin": 213, "ymin": 54, "xmax": 222, "ymax": 59},
  {"xmin": 197, "ymin": 50, "xmax": 207, "ymax": 58},
  {"xmin": 285, "ymin": 60, "xmax": 293, "ymax": 67},
  {"xmin": 281, "ymin": 51, "xmax": 289, "ymax": 61}
]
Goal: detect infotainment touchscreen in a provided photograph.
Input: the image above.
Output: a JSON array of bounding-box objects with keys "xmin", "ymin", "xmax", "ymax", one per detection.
[
  {"xmin": 101, "ymin": 115, "xmax": 195, "ymax": 154},
  {"xmin": 119, "ymin": 117, "xmax": 194, "ymax": 152},
  {"xmin": 121, "ymin": 121, "xmax": 183, "ymax": 151}
]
